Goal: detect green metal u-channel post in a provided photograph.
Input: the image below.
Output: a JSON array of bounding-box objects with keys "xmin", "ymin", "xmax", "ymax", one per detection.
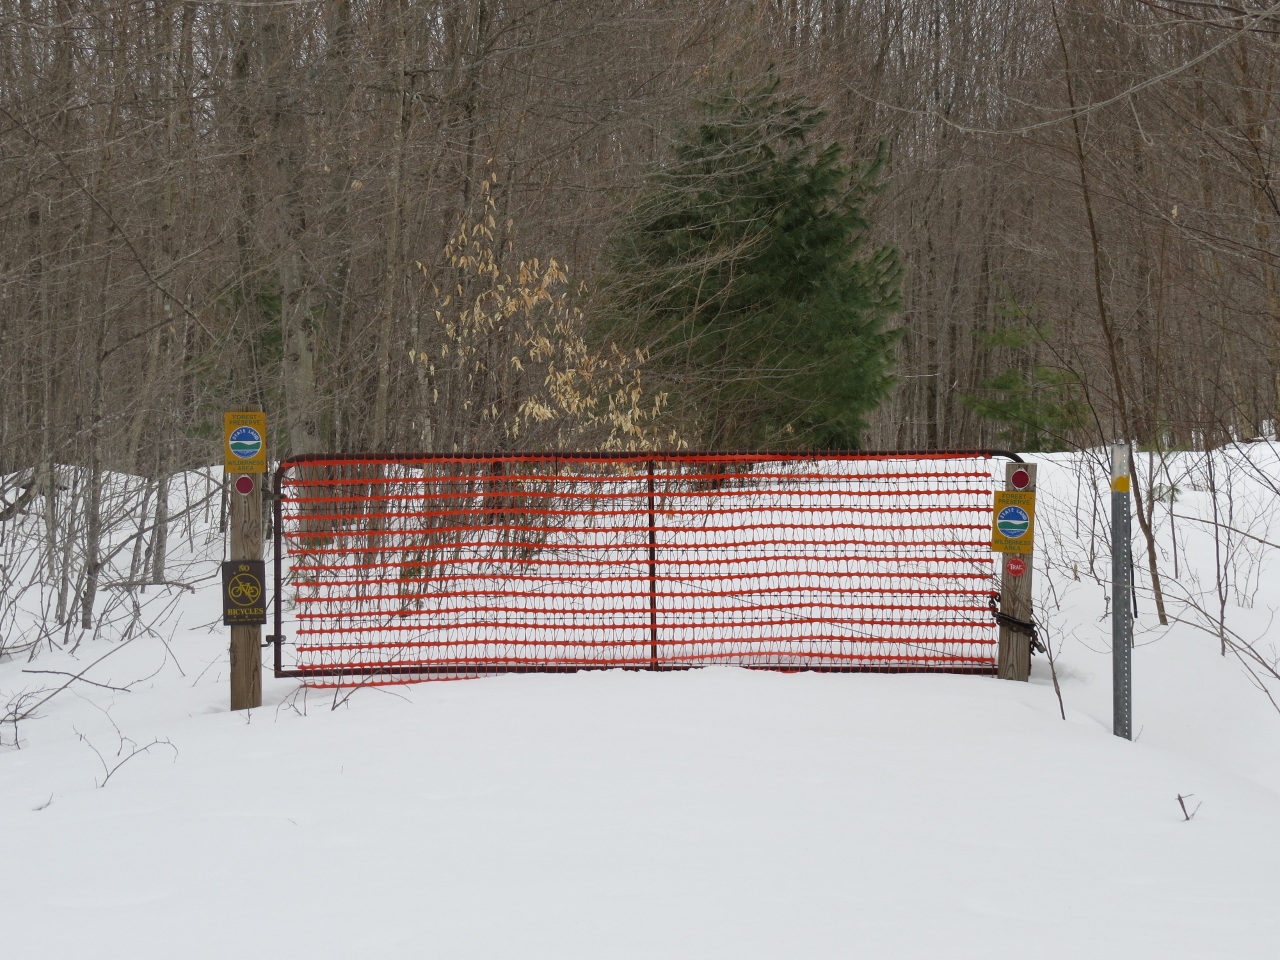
[{"xmin": 1111, "ymin": 443, "xmax": 1133, "ymax": 740}]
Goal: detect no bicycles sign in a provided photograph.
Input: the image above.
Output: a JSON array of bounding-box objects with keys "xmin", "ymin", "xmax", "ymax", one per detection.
[{"xmin": 222, "ymin": 560, "xmax": 266, "ymax": 626}]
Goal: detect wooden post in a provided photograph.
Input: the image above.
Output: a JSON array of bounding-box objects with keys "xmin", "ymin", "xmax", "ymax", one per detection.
[
  {"xmin": 226, "ymin": 408, "xmax": 265, "ymax": 710},
  {"xmin": 996, "ymin": 461, "xmax": 1037, "ymax": 681}
]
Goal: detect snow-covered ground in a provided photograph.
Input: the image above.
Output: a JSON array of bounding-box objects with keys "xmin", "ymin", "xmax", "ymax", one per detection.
[{"xmin": 2, "ymin": 449, "xmax": 1279, "ymax": 958}]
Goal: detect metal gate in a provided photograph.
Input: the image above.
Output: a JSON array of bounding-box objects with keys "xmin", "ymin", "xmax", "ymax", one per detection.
[{"xmin": 269, "ymin": 450, "xmax": 1019, "ymax": 684}]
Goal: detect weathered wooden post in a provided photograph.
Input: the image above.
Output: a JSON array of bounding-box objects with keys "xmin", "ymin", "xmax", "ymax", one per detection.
[
  {"xmin": 994, "ymin": 461, "xmax": 1037, "ymax": 681},
  {"xmin": 223, "ymin": 409, "xmax": 266, "ymax": 710}
]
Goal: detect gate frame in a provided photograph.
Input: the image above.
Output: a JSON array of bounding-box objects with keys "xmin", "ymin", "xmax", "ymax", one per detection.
[{"xmin": 267, "ymin": 448, "xmax": 1024, "ymax": 681}]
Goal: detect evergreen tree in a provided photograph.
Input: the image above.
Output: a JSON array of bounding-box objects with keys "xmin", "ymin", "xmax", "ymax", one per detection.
[
  {"xmin": 604, "ymin": 77, "xmax": 903, "ymax": 449},
  {"xmin": 961, "ymin": 303, "xmax": 1089, "ymax": 452}
]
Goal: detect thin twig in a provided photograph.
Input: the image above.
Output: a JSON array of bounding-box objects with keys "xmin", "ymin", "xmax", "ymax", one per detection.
[
  {"xmin": 1176, "ymin": 793, "xmax": 1202, "ymax": 821},
  {"xmin": 21, "ymin": 669, "xmax": 133, "ymax": 693},
  {"xmin": 1169, "ymin": 512, "xmax": 1280, "ymax": 551}
]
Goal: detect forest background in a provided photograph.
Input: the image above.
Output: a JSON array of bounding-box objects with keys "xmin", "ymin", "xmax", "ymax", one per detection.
[
  {"xmin": 5, "ymin": 0, "xmax": 1279, "ymax": 464},
  {"xmin": 2, "ymin": 1, "xmax": 1280, "ymax": 633}
]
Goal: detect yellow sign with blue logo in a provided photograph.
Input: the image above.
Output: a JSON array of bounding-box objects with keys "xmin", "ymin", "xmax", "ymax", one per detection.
[
  {"xmin": 224, "ymin": 411, "xmax": 267, "ymax": 474},
  {"xmin": 992, "ymin": 490, "xmax": 1036, "ymax": 554}
]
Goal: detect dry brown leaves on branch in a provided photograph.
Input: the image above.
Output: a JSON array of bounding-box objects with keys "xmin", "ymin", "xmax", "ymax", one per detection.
[{"xmin": 410, "ymin": 176, "xmax": 677, "ymax": 452}]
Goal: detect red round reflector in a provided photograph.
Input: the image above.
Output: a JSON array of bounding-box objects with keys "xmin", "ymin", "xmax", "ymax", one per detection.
[
  {"xmin": 1010, "ymin": 468, "xmax": 1030, "ymax": 490},
  {"xmin": 234, "ymin": 475, "xmax": 255, "ymax": 495}
]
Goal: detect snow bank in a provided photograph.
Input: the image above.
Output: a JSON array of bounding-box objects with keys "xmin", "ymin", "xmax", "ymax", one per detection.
[{"xmin": 2, "ymin": 449, "xmax": 1279, "ymax": 958}]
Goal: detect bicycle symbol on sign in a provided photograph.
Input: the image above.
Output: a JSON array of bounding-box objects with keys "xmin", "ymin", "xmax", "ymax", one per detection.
[{"xmin": 227, "ymin": 572, "xmax": 262, "ymax": 606}]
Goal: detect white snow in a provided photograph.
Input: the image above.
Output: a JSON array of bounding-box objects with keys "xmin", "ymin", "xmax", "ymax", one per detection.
[{"xmin": 3, "ymin": 449, "xmax": 1279, "ymax": 958}]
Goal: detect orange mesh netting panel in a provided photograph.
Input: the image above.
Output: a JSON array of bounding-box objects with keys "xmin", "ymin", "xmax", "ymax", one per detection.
[{"xmin": 271, "ymin": 452, "xmax": 1008, "ymax": 684}]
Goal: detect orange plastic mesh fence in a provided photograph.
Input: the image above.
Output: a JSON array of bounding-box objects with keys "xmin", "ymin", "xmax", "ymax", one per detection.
[{"xmin": 272, "ymin": 452, "xmax": 1007, "ymax": 684}]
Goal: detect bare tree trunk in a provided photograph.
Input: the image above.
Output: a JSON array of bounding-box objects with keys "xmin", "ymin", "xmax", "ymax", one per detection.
[
  {"xmin": 261, "ymin": 9, "xmax": 322, "ymax": 456},
  {"xmin": 150, "ymin": 469, "xmax": 170, "ymax": 585},
  {"xmin": 55, "ymin": 471, "xmax": 80, "ymax": 626},
  {"xmin": 372, "ymin": 0, "xmax": 410, "ymax": 448}
]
